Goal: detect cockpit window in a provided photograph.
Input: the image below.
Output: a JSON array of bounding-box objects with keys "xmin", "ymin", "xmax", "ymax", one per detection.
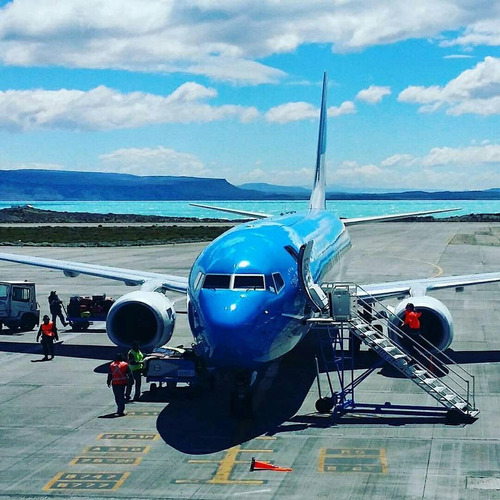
[
  {"xmin": 202, "ymin": 274, "xmax": 231, "ymax": 289},
  {"xmin": 201, "ymin": 273, "xmax": 265, "ymax": 290},
  {"xmin": 233, "ymin": 275, "xmax": 265, "ymax": 290},
  {"xmin": 272, "ymin": 272, "xmax": 285, "ymax": 293}
]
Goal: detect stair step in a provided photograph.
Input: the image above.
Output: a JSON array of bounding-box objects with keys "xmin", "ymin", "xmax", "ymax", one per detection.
[
  {"xmin": 421, "ymin": 378, "xmax": 437, "ymax": 385},
  {"xmin": 430, "ymin": 386, "xmax": 446, "ymax": 393}
]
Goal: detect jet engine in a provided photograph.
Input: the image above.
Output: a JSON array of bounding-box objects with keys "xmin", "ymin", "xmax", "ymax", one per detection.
[
  {"xmin": 106, "ymin": 290, "xmax": 176, "ymax": 350},
  {"xmin": 388, "ymin": 296, "xmax": 454, "ymax": 352}
]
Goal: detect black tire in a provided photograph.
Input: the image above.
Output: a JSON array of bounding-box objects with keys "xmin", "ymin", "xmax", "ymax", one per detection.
[
  {"xmin": 0, "ymin": 321, "xmax": 3, "ymax": 331},
  {"xmin": 166, "ymin": 381, "xmax": 177, "ymax": 391},
  {"xmin": 150, "ymin": 383, "xmax": 157, "ymax": 392},
  {"xmin": 19, "ymin": 314, "xmax": 37, "ymax": 332},
  {"xmin": 315, "ymin": 397, "xmax": 334, "ymax": 413}
]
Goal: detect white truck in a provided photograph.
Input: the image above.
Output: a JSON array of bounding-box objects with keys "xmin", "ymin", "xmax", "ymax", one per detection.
[{"xmin": 0, "ymin": 281, "xmax": 40, "ymax": 331}]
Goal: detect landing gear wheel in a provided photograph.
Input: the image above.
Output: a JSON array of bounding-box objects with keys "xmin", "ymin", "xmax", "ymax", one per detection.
[
  {"xmin": 315, "ymin": 397, "xmax": 334, "ymax": 413},
  {"xmin": 19, "ymin": 315, "xmax": 36, "ymax": 332}
]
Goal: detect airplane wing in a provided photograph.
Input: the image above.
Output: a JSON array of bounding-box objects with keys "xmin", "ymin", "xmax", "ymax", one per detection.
[
  {"xmin": 189, "ymin": 203, "xmax": 272, "ymax": 219},
  {"xmin": 358, "ymin": 272, "xmax": 500, "ymax": 301},
  {"xmin": 343, "ymin": 207, "xmax": 460, "ymax": 226},
  {"xmin": 0, "ymin": 252, "xmax": 188, "ymax": 293}
]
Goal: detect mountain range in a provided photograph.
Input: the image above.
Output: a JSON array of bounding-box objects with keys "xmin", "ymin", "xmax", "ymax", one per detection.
[{"xmin": 1, "ymin": 170, "xmax": 500, "ymax": 201}]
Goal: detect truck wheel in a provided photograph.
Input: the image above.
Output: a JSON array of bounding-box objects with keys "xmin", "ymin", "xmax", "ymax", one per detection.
[
  {"xmin": 19, "ymin": 314, "xmax": 37, "ymax": 331},
  {"xmin": 0, "ymin": 321, "xmax": 2, "ymax": 331}
]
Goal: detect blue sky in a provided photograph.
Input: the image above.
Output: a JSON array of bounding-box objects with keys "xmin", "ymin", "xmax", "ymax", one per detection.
[{"xmin": 0, "ymin": 1, "xmax": 499, "ymax": 192}]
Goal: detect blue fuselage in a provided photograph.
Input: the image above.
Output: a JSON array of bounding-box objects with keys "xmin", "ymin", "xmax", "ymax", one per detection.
[{"xmin": 187, "ymin": 210, "xmax": 351, "ymax": 370}]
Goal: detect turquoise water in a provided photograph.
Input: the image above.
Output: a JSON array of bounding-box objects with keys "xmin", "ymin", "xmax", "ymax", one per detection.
[{"xmin": 1, "ymin": 199, "xmax": 499, "ymax": 220}]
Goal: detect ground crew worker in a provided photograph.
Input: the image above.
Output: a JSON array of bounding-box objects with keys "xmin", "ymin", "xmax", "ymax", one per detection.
[
  {"xmin": 48, "ymin": 291, "xmax": 68, "ymax": 328},
  {"xmin": 36, "ymin": 314, "xmax": 58, "ymax": 361},
  {"xmin": 402, "ymin": 303, "xmax": 422, "ymax": 357},
  {"xmin": 107, "ymin": 353, "xmax": 132, "ymax": 416},
  {"xmin": 126, "ymin": 343, "xmax": 144, "ymax": 401}
]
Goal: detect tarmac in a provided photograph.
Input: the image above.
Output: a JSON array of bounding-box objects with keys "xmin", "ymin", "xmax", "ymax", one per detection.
[{"xmin": 0, "ymin": 221, "xmax": 499, "ymax": 499}]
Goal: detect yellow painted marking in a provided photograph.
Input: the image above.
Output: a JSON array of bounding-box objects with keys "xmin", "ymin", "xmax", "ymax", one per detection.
[
  {"xmin": 240, "ymin": 449, "xmax": 273, "ymax": 453},
  {"xmin": 319, "ymin": 448, "xmax": 386, "ymax": 474},
  {"xmin": 43, "ymin": 472, "xmax": 129, "ymax": 491},
  {"xmin": 84, "ymin": 445, "xmax": 150, "ymax": 454},
  {"xmin": 177, "ymin": 446, "xmax": 264, "ymax": 485},
  {"xmin": 125, "ymin": 410, "xmax": 160, "ymax": 416},
  {"xmin": 97, "ymin": 433, "xmax": 159, "ymax": 440},
  {"xmin": 380, "ymin": 448, "xmax": 388, "ymax": 474},
  {"xmin": 318, "ymin": 448, "xmax": 327, "ymax": 473},
  {"xmin": 70, "ymin": 456, "xmax": 142, "ymax": 466},
  {"xmin": 256, "ymin": 436, "xmax": 277, "ymax": 440}
]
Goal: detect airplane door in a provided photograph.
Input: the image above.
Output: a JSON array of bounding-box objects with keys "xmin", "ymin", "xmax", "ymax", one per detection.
[{"xmin": 298, "ymin": 240, "xmax": 329, "ymax": 312}]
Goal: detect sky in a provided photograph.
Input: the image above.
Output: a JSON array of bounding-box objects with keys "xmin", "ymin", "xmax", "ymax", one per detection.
[{"xmin": 0, "ymin": 0, "xmax": 499, "ymax": 192}]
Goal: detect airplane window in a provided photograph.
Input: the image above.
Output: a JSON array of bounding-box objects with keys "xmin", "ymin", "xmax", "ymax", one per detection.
[
  {"xmin": 203, "ymin": 274, "xmax": 231, "ymax": 289},
  {"xmin": 272, "ymin": 272, "xmax": 285, "ymax": 293},
  {"xmin": 233, "ymin": 275, "xmax": 265, "ymax": 290}
]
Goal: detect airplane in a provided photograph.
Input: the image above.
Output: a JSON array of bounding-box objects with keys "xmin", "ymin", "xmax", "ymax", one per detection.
[{"xmin": 1, "ymin": 72, "xmax": 500, "ymax": 417}]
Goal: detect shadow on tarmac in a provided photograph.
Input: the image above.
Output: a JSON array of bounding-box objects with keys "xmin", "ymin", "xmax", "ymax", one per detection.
[
  {"xmin": 0, "ymin": 340, "xmax": 118, "ymax": 361},
  {"xmin": 155, "ymin": 338, "xmax": 318, "ymax": 454}
]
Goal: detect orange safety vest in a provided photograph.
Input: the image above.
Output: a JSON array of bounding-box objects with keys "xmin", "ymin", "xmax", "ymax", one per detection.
[
  {"xmin": 110, "ymin": 361, "xmax": 129, "ymax": 385},
  {"xmin": 404, "ymin": 310, "xmax": 421, "ymax": 330},
  {"xmin": 41, "ymin": 321, "xmax": 55, "ymax": 337}
]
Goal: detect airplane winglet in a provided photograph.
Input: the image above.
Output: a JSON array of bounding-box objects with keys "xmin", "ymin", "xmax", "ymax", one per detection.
[{"xmin": 309, "ymin": 71, "xmax": 328, "ymax": 211}]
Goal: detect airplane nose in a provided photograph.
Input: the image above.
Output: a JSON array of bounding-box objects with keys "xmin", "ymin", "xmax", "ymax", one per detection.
[{"xmin": 197, "ymin": 291, "xmax": 269, "ymax": 367}]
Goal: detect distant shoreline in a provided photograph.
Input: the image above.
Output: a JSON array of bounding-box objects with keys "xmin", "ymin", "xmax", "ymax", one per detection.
[
  {"xmin": 0, "ymin": 207, "xmax": 499, "ymax": 247},
  {"xmin": 1, "ymin": 206, "xmax": 500, "ymax": 224}
]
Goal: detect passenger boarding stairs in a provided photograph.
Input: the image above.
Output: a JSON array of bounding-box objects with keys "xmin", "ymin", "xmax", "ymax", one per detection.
[{"xmin": 314, "ymin": 283, "xmax": 479, "ymax": 421}]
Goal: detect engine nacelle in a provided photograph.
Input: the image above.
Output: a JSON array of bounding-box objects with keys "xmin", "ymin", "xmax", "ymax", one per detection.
[
  {"xmin": 106, "ymin": 290, "xmax": 176, "ymax": 350},
  {"xmin": 388, "ymin": 296, "xmax": 454, "ymax": 352}
]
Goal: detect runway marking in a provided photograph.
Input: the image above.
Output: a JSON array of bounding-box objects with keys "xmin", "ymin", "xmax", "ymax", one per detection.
[
  {"xmin": 397, "ymin": 255, "xmax": 443, "ymax": 277},
  {"xmin": 318, "ymin": 448, "xmax": 387, "ymax": 474},
  {"xmin": 70, "ymin": 456, "xmax": 143, "ymax": 465},
  {"xmin": 84, "ymin": 445, "xmax": 151, "ymax": 454},
  {"xmin": 177, "ymin": 445, "xmax": 276, "ymax": 485},
  {"xmin": 97, "ymin": 432, "xmax": 159, "ymax": 440},
  {"xmin": 124, "ymin": 409, "xmax": 160, "ymax": 417},
  {"xmin": 43, "ymin": 472, "xmax": 129, "ymax": 491},
  {"xmin": 44, "ymin": 434, "xmax": 156, "ymax": 492}
]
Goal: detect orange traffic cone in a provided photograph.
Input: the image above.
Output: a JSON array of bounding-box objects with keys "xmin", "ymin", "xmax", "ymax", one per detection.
[{"xmin": 250, "ymin": 457, "xmax": 292, "ymax": 472}]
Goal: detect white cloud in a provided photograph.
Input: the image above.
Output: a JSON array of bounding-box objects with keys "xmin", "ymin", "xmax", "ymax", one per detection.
[
  {"xmin": 265, "ymin": 100, "xmax": 355, "ymax": 123},
  {"xmin": 0, "ymin": 83, "xmax": 259, "ymax": 132},
  {"xmin": 99, "ymin": 146, "xmax": 209, "ymax": 177},
  {"xmin": 356, "ymin": 85, "xmax": 391, "ymax": 104},
  {"xmin": 422, "ymin": 144, "xmax": 500, "ymax": 166},
  {"xmin": 398, "ymin": 56, "xmax": 500, "ymax": 115},
  {"xmin": 328, "ymin": 101, "xmax": 356, "ymax": 117},
  {"xmin": 332, "ymin": 143, "xmax": 500, "ymax": 190},
  {"xmin": 0, "ymin": 1, "xmax": 498, "ymax": 83},
  {"xmin": 443, "ymin": 54, "xmax": 474, "ymax": 59},
  {"xmin": 265, "ymin": 102, "xmax": 317, "ymax": 123},
  {"xmin": 380, "ymin": 154, "xmax": 416, "ymax": 167}
]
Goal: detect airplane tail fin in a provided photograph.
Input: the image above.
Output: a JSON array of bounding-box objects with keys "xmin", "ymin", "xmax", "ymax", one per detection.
[{"xmin": 309, "ymin": 72, "xmax": 328, "ymax": 211}]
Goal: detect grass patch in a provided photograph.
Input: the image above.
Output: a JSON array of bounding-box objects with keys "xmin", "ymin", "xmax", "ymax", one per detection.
[{"xmin": 0, "ymin": 225, "xmax": 231, "ymax": 246}]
